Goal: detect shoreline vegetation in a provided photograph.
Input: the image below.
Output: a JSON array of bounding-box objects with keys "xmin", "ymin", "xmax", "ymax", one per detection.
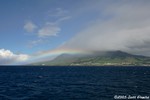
[{"xmin": 32, "ymin": 51, "xmax": 150, "ymax": 66}]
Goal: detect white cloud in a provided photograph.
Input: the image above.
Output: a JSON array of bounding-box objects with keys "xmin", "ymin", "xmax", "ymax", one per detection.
[
  {"xmin": 61, "ymin": 1, "xmax": 150, "ymax": 56},
  {"xmin": 37, "ymin": 8, "xmax": 70, "ymax": 38},
  {"xmin": 0, "ymin": 49, "xmax": 29, "ymax": 65},
  {"xmin": 55, "ymin": 16, "xmax": 71, "ymax": 24},
  {"xmin": 24, "ymin": 8, "xmax": 70, "ymax": 47},
  {"xmin": 48, "ymin": 8, "xmax": 68, "ymax": 17},
  {"xmin": 28, "ymin": 38, "xmax": 48, "ymax": 48},
  {"xmin": 24, "ymin": 21, "xmax": 37, "ymax": 32},
  {"xmin": 46, "ymin": 16, "xmax": 71, "ymax": 26},
  {"xmin": 25, "ymin": 8, "xmax": 69, "ymax": 39},
  {"xmin": 38, "ymin": 24, "xmax": 60, "ymax": 38}
]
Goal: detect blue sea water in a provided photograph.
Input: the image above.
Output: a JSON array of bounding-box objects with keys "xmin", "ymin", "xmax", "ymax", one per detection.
[{"xmin": 0, "ymin": 66, "xmax": 150, "ymax": 100}]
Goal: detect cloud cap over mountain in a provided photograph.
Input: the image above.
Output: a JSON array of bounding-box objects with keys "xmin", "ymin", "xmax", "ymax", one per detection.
[{"xmin": 61, "ymin": 1, "xmax": 150, "ymax": 56}]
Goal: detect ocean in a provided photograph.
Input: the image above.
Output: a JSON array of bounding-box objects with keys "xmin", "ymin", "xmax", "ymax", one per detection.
[{"xmin": 0, "ymin": 66, "xmax": 150, "ymax": 100}]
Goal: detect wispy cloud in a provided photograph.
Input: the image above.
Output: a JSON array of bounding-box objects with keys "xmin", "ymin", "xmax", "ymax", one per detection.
[
  {"xmin": 25, "ymin": 8, "xmax": 70, "ymax": 47},
  {"xmin": 48, "ymin": 8, "xmax": 68, "ymax": 17},
  {"xmin": 38, "ymin": 8, "xmax": 70, "ymax": 38},
  {"xmin": 38, "ymin": 24, "xmax": 60, "ymax": 38},
  {"xmin": 24, "ymin": 21, "xmax": 37, "ymax": 33},
  {"xmin": 46, "ymin": 16, "xmax": 71, "ymax": 26},
  {"xmin": 28, "ymin": 39, "xmax": 46, "ymax": 48},
  {"xmin": 0, "ymin": 49, "xmax": 29, "ymax": 65}
]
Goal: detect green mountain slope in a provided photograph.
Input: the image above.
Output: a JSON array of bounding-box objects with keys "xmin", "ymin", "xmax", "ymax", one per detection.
[{"xmin": 34, "ymin": 51, "xmax": 150, "ymax": 66}]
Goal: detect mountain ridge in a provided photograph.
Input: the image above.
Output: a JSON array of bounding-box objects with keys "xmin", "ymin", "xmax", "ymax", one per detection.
[{"xmin": 33, "ymin": 50, "xmax": 150, "ymax": 66}]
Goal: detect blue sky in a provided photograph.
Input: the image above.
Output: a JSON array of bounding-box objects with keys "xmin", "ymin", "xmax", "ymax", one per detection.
[
  {"xmin": 0, "ymin": 0, "xmax": 99, "ymax": 54},
  {"xmin": 1, "ymin": 0, "xmax": 150, "ymax": 64},
  {"xmin": 0, "ymin": 0, "xmax": 85, "ymax": 54}
]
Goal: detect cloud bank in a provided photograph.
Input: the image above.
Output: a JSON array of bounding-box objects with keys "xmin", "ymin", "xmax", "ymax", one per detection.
[
  {"xmin": 0, "ymin": 49, "xmax": 29, "ymax": 65},
  {"xmin": 62, "ymin": 1, "xmax": 150, "ymax": 56}
]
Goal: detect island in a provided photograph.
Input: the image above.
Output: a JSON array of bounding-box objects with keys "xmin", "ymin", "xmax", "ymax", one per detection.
[{"xmin": 33, "ymin": 51, "xmax": 150, "ymax": 66}]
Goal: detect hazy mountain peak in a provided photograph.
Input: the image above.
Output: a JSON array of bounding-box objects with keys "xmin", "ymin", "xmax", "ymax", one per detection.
[{"xmin": 34, "ymin": 50, "xmax": 150, "ymax": 66}]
